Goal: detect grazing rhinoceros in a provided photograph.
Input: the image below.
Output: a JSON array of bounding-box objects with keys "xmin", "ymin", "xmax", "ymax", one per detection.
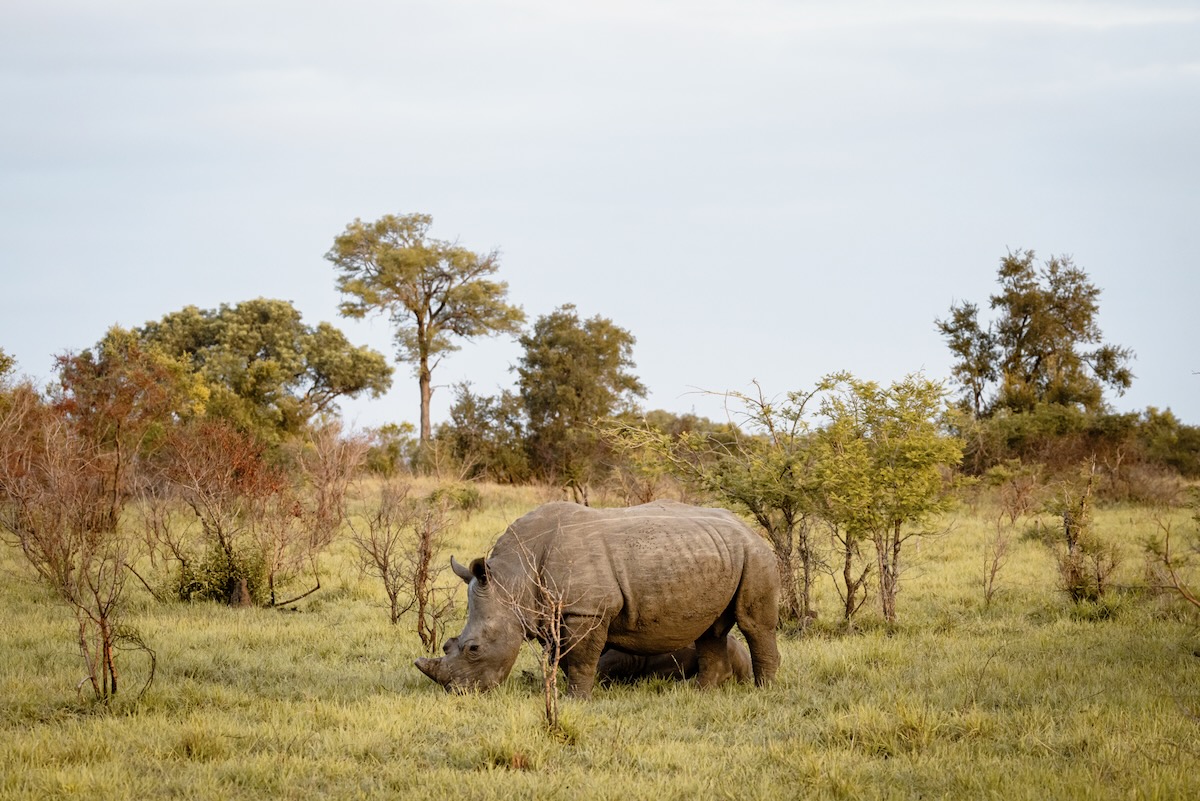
[
  {"xmin": 414, "ymin": 501, "xmax": 780, "ymax": 699},
  {"xmin": 596, "ymin": 635, "xmax": 753, "ymax": 686}
]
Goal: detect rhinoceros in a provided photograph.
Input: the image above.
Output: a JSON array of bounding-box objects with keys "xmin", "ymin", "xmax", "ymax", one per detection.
[
  {"xmin": 414, "ymin": 501, "xmax": 780, "ymax": 699},
  {"xmin": 596, "ymin": 635, "xmax": 753, "ymax": 686}
]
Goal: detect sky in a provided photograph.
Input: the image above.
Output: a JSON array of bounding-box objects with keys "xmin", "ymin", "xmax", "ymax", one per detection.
[{"xmin": 2, "ymin": 0, "xmax": 1198, "ymax": 430}]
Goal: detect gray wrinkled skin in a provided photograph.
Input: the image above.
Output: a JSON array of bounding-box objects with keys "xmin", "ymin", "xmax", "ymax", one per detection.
[
  {"xmin": 414, "ymin": 501, "xmax": 780, "ymax": 699},
  {"xmin": 595, "ymin": 635, "xmax": 753, "ymax": 686}
]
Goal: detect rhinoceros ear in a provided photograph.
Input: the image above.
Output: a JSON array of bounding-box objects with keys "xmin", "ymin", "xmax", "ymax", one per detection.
[
  {"xmin": 469, "ymin": 557, "xmax": 489, "ymax": 587},
  {"xmin": 451, "ymin": 556, "xmax": 473, "ymax": 585}
]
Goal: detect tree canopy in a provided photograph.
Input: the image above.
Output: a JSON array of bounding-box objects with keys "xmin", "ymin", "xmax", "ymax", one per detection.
[
  {"xmin": 136, "ymin": 298, "xmax": 391, "ymax": 441},
  {"xmin": 325, "ymin": 213, "xmax": 525, "ymax": 444},
  {"xmin": 937, "ymin": 250, "xmax": 1134, "ymax": 417}
]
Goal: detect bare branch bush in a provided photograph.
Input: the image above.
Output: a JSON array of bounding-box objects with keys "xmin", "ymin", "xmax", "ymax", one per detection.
[
  {"xmin": 1145, "ymin": 502, "xmax": 1200, "ymax": 613},
  {"xmin": 983, "ymin": 517, "xmax": 1012, "ymax": 609},
  {"xmin": 491, "ymin": 534, "xmax": 606, "ymax": 734},
  {"xmin": 1048, "ymin": 459, "xmax": 1120, "ymax": 604},
  {"xmin": 348, "ymin": 481, "xmax": 456, "ymax": 650},
  {"xmin": 149, "ymin": 419, "xmax": 365, "ymax": 607},
  {"xmin": 261, "ymin": 420, "xmax": 369, "ymax": 607},
  {"xmin": 0, "ymin": 387, "xmax": 152, "ymax": 701},
  {"xmin": 986, "ymin": 460, "xmax": 1042, "ymax": 524},
  {"xmin": 155, "ymin": 420, "xmax": 283, "ymax": 604}
]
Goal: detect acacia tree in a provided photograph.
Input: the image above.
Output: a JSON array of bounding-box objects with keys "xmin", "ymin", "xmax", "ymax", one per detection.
[
  {"xmin": 810, "ymin": 407, "xmax": 874, "ymax": 627},
  {"xmin": 937, "ymin": 250, "xmax": 1134, "ymax": 416},
  {"xmin": 814, "ymin": 373, "xmax": 963, "ymax": 624},
  {"xmin": 517, "ymin": 304, "xmax": 645, "ymax": 502},
  {"xmin": 326, "ymin": 213, "xmax": 525, "ymax": 445}
]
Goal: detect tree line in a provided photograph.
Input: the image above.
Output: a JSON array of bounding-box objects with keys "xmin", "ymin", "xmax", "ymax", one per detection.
[{"xmin": 2, "ymin": 213, "xmax": 1199, "ymax": 700}]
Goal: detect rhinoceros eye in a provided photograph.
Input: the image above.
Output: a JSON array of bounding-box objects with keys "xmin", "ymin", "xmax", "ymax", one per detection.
[{"xmin": 467, "ymin": 643, "xmax": 480, "ymax": 654}]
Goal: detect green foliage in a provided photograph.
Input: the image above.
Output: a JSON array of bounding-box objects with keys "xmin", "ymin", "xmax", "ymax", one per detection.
[
  {"xmin": 517, "ymin": 304, "xmax": 645, "ymax": 499},
  {"xmin": 326, "ymin": 212, "xmax": 525, "ymax": 443},
  {"xmin": 427, "ymin": 481, "xmax": 482, "ymax": 515},
  {"xmin": 364, "ymin": 422, "xmax": 418, "ymax": 477},
  {"xmin": 438, "ymin": 383, "xmax": 530, "ymax": 483},
  {"xmin": 601, "ymin": 409, "xmax": 736, "ymax": 504},
  {"xmin": 937, "ymin": 249, "xmax": 1134, "ymax": 417},
  {"xmin": 1138, "ymin": 406, "xmax": 1200, "ymax": 478},
  {"xmin": 813, "ymin": 373, "xmax": 963, "ymax": 624},
  {"xmin": 176, "ymin": 545, "xmax": 268, "ymax": 605},
  {"xmin": 950, "ymin": 403, "xmax": 1192, "ymax": 501},
  {"xmin": 137, "ymin": 298, "xmax": 391, "ymax": 443}
]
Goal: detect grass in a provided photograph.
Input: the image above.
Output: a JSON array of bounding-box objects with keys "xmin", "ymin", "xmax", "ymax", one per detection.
[{"xmin": 2, "ymin": 485, "xmax": 1199, "ymax": 799}]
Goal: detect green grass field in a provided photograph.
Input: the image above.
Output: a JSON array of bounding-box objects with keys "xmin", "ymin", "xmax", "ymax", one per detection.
[{"xmin": 2, "ymin": 485, "xmax": 1198, "ymax": 800}]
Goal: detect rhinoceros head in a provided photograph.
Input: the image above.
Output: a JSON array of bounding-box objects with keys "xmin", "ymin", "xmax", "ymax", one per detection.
[{"xmin": 414, "ymin": 556, "xmax": 524, "ymax": 693}]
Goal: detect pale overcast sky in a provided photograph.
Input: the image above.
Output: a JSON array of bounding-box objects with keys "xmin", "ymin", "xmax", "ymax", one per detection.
[{"xmin": 2, "ymin": 1, "xmax": 1198, "ymax": 428}]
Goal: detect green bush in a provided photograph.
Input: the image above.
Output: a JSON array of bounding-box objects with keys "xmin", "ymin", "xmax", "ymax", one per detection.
[
  {"xmin": 176, "ymin": 547, "xmax": 268, "ymax": 606},
  {"xmin": 429, "ymin": 482, "xmax": 483, "ymax": 515}
]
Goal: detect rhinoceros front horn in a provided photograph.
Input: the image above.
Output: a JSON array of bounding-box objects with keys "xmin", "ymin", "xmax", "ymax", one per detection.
[
  {"xmin": 415, "ymin": 656, "xmax": 450, "ymax": 688},
  {"xmin": 450, "ymin": 556, "xmax": 473, "ymax": 584}
]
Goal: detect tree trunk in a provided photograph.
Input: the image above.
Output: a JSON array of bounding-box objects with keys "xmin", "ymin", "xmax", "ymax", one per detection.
[
  {"xmin": 843, "ymin": 543, "xmax": 858, "ymax": 623},
  {"xmin": 774, "ymin": 547, "xmax": 800, "ymax": 623},
  {"xmin": 876, "ymin": 523, "xmax": 903, "ymax": 624},
  {"xmin": 419, "ymin": 359, "xmax": 433, "ymax": 445}
]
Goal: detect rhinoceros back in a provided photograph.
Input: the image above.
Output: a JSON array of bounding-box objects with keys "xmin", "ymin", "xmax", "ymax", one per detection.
[{"xmin": 494, "ymin": 501, "xmax": 776, "ymax": 654}]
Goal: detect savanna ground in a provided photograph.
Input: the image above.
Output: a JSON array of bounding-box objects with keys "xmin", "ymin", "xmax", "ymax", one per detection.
[{"xmin": 2, "ymin": 482, "xmax": 1199, "ymax": 800}]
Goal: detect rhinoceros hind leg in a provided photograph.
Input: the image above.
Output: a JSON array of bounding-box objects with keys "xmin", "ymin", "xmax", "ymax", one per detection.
[
  {"xmin": 694, "ymin": 632, "xmax": 735, "ymax": 688},
  {"xmin": 734, "ymin": 574, "xmax": 781, "ymax": 686}
]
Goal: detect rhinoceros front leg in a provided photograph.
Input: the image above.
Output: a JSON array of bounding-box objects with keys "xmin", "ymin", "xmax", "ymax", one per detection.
[{"xmin": 559, "ymin": 618, "xmax": 608, "ymax": 700}]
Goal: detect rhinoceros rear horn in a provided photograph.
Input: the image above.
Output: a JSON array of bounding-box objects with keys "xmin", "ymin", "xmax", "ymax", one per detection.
[{"xmin": 469, "ymin": 557, "xmax": 489, "ymax": 586}]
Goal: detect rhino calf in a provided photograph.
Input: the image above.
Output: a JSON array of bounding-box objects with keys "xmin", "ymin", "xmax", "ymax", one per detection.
[
  {"xmin": 596, "ymin": 635, "xmax": 753, "ymax": 686},
  {"xmin": 415, "ymin": 501, "xmax": 780, "ymax": 699}
]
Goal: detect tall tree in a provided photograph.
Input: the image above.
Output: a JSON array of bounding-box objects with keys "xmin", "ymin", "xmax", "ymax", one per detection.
[
  {"xmin": 516, "ymin": 304, "xmax": 645, "ymax": 501},
  {"xmin": 937, "ymin": 250, "xmax": 1134, "ymax": 416},
  {"xmin": 138, "ymin": 298, "xmax": 391, "ymax": 442},
  {"xmin": 326, "ymin": 213, "xmax": 525, "ymax": 445}
]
